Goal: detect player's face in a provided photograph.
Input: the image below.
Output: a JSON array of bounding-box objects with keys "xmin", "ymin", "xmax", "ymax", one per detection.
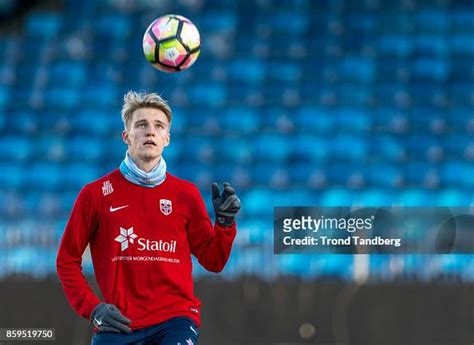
[{"xmin": 122, "ymin": 107, "xmax": 170, "ymax": 163}]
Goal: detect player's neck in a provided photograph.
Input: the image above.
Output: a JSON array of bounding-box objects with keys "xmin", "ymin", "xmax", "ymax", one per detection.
[{"xmin": 134, "ymin": 156, "xmax": 161, "ymax": 173}]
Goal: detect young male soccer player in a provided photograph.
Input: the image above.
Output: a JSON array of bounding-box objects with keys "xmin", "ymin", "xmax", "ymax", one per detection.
[{"xmin": 56, "ymin": 91, "xmax": 241, "ymax": 345}]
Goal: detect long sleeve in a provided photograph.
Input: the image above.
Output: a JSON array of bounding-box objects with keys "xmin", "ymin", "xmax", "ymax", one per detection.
[
  {"xmin": 187, "ymin": 185, "xmax": 237, "ymax": 273},
  {"xmin": 56, "ymin": 186, "xmax": 101, "ymax": 319}
]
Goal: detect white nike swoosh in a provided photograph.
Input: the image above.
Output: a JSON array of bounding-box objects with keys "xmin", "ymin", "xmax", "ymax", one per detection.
[
  {"xmin": 110, "ymin": 205, "xmax": 129, "ymax": 212},
  {"xmin": 94, "ymin": 317, "xmax": 102, "ymax": 326}
]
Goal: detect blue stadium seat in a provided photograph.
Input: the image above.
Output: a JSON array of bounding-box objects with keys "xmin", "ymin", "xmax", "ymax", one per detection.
[
  {"xmin": 266, "ymin": 62, "xmax": 302, "ymax": 83},
  {"xmin": 187, "ymin": 83, "xmax": 226, "ymax": 107},
  {"xmin": 336, "ymin": 85, "xmax": 372, "ymax": 106},
  {"xmin": 252, "ymin": 133, "xmax": 291, "ymax": 162},
  {"xmin": 67, "ymin": 136, "xmax": 106, "ymax": 162},
  {"xmin": 377, "ymin": 35, "xmax": 412, "ymax": 57},
  {"xmin": 49, "ymin": 61, "xmax": 87, "ymax": 87},
  {"xmin": 439, "ymin": 161, "xmax": 474, "ymax": 189},
  {"xmin": 251, "ymin": 162, "xmax": 288, "ymax": 188},
  {"xmin": 320, "ymin": 188, "xmax": 354, "ymax": 206},
  {"xmin": 163, "ymin": 140, "xmax": 182, "ymax": 163},
  {"xmin": 174, "ymin": 163, "xmax": 213, "ymax": 188},
  {"xmin": 294, "ymin": 106, "xmax": 334, "ymax": 133},
  {"xmin": 334, "ymin": 108, "xmax": 371, "ymax": 132},
  {"xmin": 199, "ymin": 11, "xmax": 237, "ymax": 32},
  {"xmin": 291, "ymin": 134, "xmax": 329, "ymax": 162},
  {"xmin": 327, "ymin": 162, "xmax": 364, "ymax": 187},
  {"xmin": 451, "ymin": 10, "xmax": 474, "ymax": 32},
  {"xmin": 414, "ymin": 10, "xmax": 449, "ymax": 33},
  {"xmin": 404, "ymin": 134, "xmax": 441, "ymax": 160},
  {"xmin": 241, "ymin": 188, "xmax": 277, "ymax": 217},
  {"xmin": 0, "ymin": 85, "xmax": 9, "ymax": 108},
  {"xmin": 214, "ymin": 136, "xmax": 252, "ymax": 164},
  {"xmin": 449, "ymin": 83, "xmax": 472, "ymax": 106},
  {"xmin": 29, "ymin": 163, "xmax": 63, "ymax": 190},
  {"xmin": 180, "ymin": 135, "xmax": 216, "ymax": 163},
  {"xmin": 25, "ymin": 12, "xmax": 62, "ymax": 37},
  {"xmin": 93, "ymin": 14, "xmax": 131, "ymax": 38},
  {"xmin": 411, "ymin": 58, "xmax": 449, "ymax": 82},
  {"xmin": 443, "ymin": 134, "xmax": 473, "ymax": 159},
  {"xmin": 227, "ymin": 59, "xmax": 265, "ymax": 83},
  {"xmin": 44, "ymin": 88, "xmax": 80, "ymax": 110},
  {"xmin": 6, "ymin": 110, "xmax": 38, "ymax": 134},
  {"xmin": 236, "ymin": 218, "xmax": 269, "ymax": 246},
  {"xmin": 450, "ymin": 34, "xmax": 474, "ymax": 57},
  {"xmin": 72, "ymin": 109, "xmax": 119, "ymax": 135},
  {"xmin": 354, "ymin": 190, "xmax": 393, "ymax": 206},
  {"xmin": 0, "ymin": 136, "xmax": 33, "ymax": 161},
  {"xmin": 450, "ymin": 59, "xmax": 474, "ymax": 82},
  {"xmin": 63, "ymin": 163, "xmax": 100, "ymax": 189},
  {"xmin": 413, "ymin": 35, "xmax": 448, "ymax": 57},
  {"xmin": 436, "ymin": 189, "xmax": 473, "ymax": 206},
  {"xmin": 0, "ymin": 164, "xmax": 25, "ymax": 190},
  {"xmin": 263, "ymin": 12, "xmax": 309, "ymax": 35},
  {"xmin": 404, "ymin": 162, "xmax": 439, "ymax": 188},
  {"xmin": 338, "ymin": 57, "xmax": 375, "ymax": 83},
  {"xmin": 81, "ymin": 84, "xmax": 119, "ymax": 108},
  {"xmin": 364, "ymin": 163, "xmax": 402, "ymax": 188},
  {"xmin": 220, "ymin": 107, "xmax": 260, "ymax": 134},
  {"xmin": 289, "ymin": 162, "xmax": 327, "ymax": 187},
  {"xmin": 34, "ymin": 135, "xmax": 65, "ymax": 161},
  {"xmin": 330, "ymin": 135, "xmax": 369, "ymax": 161},
  {"xmin": 396, "ymin": 189, "xmax": 435, "ymax": 206}
]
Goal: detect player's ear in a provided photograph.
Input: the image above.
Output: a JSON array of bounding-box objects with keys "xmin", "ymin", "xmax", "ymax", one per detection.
[
  {"xmin": 122, "ymin": 130, "xmax": 131, "ymax": 145},
  {"xmin": 164, "ymin": 132, "xmax": 170, "ymax": 147}
]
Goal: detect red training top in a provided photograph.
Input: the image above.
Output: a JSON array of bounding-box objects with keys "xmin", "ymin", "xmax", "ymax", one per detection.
[{"xmin": 56, "ymin": 169, "xmax": 236, "ymax": 329}]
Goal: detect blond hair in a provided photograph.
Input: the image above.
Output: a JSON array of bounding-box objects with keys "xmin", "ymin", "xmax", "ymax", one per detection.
[{"xmin": 121, "ymin": 91, "xmax": 172, "ymax": 130}]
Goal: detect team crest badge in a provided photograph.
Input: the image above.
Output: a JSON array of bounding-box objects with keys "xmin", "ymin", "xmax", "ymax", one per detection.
[
  {"xmin": 102, "ymin": 180, "xmax": 113, "ymax": 196},
  {"xmin": 160, "ymin": 199, "xmax": 172, "ymax": 215}
]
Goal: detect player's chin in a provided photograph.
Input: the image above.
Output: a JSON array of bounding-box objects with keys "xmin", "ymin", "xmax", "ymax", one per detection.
[{"xmin": 141, "ymin": 148, "xmax": 162, "ymax": 159}]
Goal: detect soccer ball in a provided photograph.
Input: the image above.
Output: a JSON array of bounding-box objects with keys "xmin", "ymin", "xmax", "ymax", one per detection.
[{"xmin": 143, "ymin": 14, "xmax": 201, "ymax": 73}]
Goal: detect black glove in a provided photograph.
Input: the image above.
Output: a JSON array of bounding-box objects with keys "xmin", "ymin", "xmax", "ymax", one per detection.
[
  {"xmin": 212, "ymin": 182, "xmax": 241, "ymax": 227},
  {"xmin": 91, "ymin": 303, "xmax": 132, "ymax": 334}
]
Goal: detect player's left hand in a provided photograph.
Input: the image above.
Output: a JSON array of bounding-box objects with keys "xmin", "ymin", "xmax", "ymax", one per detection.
[{"xmin": 212, "ymin": 182, "xmax": 241, "ymax": 227}]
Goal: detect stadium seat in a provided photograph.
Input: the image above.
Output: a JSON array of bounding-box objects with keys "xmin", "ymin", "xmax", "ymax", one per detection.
[
  {"xmin": 436, "ymin": 189, "xmax": 473, "ymax": 206},
  {"xmin": 0, "ymin": 136, "xmax": 33, "ymax": 161},
  {"xmin": 219, "ymin": 107, "xmax": 260, "ymax": 134},
  {"xmin": 67, "ymin": 136, "xmax": 105, "ymax": 162},
  {"xmin": 252, "ymin": 133, "xmax": 291, "ymax": 162},
  {"xmin": 28, "ymin": 163, "xmax": 63, "ymax": 191},
  {"xmin": 0, "ymin": 164, "xmax": 25, "ymax": 190},
  {"xmin": 294, "ymin": 106, "xmax": 334, "ymax": 133},
  {"xmin": 377, "ymin": 35, "xmax": 412, "ymax": 57},
  {"xmin": 291, "ymin": 134, "xmax": 329, "ymax": 163},
  {"xmin": 370, "ymin": 135, "xmax": 406, "ymax": 162},
  {"xmin": 330, "ymin": 134, "xmax": 369, "ymax": 161},
  {"xmin": 25, "ymin": 12, "xmax": 62, "ymax": 37},
  {"xmin": 364, "ymin": 163, "xmax": 402, "ymax": 188},
  {"xmin": 334, "ymin": 108, "xmax": 371, "ymax": 132},
  {"xmin": 439, "ymin": 161, "xmax": 474, "ymax": 189}
]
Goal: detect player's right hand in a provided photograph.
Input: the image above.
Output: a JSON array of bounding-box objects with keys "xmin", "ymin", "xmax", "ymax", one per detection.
[{"xmin": 91, "ymin": 303, "xmax": 132, "ymax": 333}]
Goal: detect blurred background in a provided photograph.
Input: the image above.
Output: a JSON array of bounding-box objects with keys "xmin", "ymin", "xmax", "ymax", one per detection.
[{"xmin": 0, "ymin": 0, "xmax": 473, "ymax": 344}]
